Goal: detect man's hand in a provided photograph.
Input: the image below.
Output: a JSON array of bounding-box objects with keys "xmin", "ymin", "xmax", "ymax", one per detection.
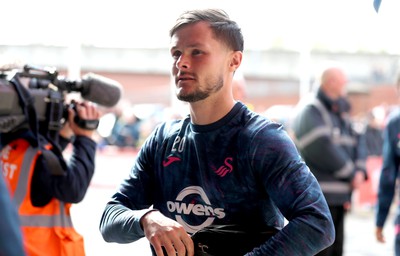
[
  {"xmin": 141, "ymin": 210, "xmax": 194, "ymax": 256},
  {"xmin": 60, "ymin": 101, "xmax": 101, "ymax": 139},
  {"xmin": 376, "ymin": 227, "xmax": 385, "ymax": 243},
  {"xmin": 352, "ymin": 171, "xmax": 365, "ymax": 190}
]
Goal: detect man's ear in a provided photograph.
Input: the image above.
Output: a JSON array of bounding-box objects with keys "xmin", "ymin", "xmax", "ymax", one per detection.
[{"xmin": 229, "ymin": 51, "xmax": 242, "ymax": 72}]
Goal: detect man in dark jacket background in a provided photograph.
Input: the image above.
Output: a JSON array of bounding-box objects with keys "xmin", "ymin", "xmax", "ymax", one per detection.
[{"xmin": 291, "ymin": 66, "xmax": 367, "ymax": 256}]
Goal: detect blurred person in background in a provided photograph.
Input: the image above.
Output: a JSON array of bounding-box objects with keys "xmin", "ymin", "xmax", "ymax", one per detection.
[
  {"xmin": 97, "ymin": 99, "xmax": 129, "ymax": 149},
  {"xmin": 232, "ymin": 69, "xmax": 255, "ymax": 111},
  {"xmin": 99, "ymin": 8, "xmax": 334, "ymax": 256},
  {"xmin": 113, "ymin": 108, "xmax": 141, "ymax": 149},
  {"xmin": 364, "ymin": 108, "xmax": 384, "ymax": 157},
  {"xmin": 291, "ymin": 66, "xmax": 367, "ymax": 256},
  {"xmin": 232, "ymin": 69, "xmax": 247, "ymax": 102},
  {"xmin": 376, "ymin": 73, "xmax": 400, "ymax": 255}
]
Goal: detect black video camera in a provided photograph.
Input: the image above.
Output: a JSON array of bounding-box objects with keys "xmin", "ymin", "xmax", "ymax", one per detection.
[{"xmin": 0, "ymin": 64, "xmax": 122, "ymax": 137}]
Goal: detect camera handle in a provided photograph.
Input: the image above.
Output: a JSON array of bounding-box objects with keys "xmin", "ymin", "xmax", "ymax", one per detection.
[{"xmin": 70, "ymin": 103, "xmax": 99, "ymax": 130}]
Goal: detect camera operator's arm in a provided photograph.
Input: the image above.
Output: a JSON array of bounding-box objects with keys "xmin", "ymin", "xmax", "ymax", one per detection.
[{"xmin": 31, "ymin": 101, "xmax": 101, "ymax": 206}]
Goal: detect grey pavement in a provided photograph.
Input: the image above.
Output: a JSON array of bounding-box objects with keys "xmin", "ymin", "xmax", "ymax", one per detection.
[
  {"xmin": 344, "ymin": 208, "xmax": 394, "ymax": 256},
  {"xmin": 71, "ymin": 149, "xmax": 396, "ymax": 256}
]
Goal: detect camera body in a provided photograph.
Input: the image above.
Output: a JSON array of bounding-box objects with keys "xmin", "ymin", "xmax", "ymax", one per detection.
[
  {"xmin": 0, "ymin": 71, "xmax": 65, "ymax": 135},
  {"xmin": 0, "ymin": 64, "xmax": 121, "ymax": 137}
]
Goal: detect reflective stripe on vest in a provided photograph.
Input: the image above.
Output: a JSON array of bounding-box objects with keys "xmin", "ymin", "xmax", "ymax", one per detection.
[
  {"xmin": 9, "ymin": 140, "xmax": 73, "ymax": 228},
  {"xmin": 19, "ymin": 202, "xmax": 72, "ymax": 227},
  {"xmin": 296, "ymin": 126, "xmax": 331, "ymax": 149},
  {"xmin": 296, "ymin": 99, "xmax": 333, "ymax": 149},
  {"xmin": 334, "ymin": 160, "xmax": 354, "ymax": 179},
  {"xmin": 297, "ymin": 99, "xmax": 355, "ymax": 177},
  {"xmin": 333, "ymin": 134, "xmax": 356, "ymax": 146},
  {"xmin": 319, "ymin": 181, "xmax": 352, "ymax": 193},
  {"xmin": 312, "ymin": 99, "xmax": 356, "ymax": 147},
  {"xmin": 13, "ymin": 145, "xmax": 37, "ymax": 207},
  {"xmin": 313, "ymin": 99, "xmax": 333, "ymax": 133}
]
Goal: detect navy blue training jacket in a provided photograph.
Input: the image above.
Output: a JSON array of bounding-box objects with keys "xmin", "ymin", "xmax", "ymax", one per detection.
[{"xmin": 100, "ymin": 102, "xmax": 334, "ymax": 255}]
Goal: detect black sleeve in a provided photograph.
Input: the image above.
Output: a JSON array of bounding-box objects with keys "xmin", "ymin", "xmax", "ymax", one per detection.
[
  {"xmin": 31, "ymin": 136, "xmax": 97, "ymax": 206},
  {"xmin": 58, "ymin": 135, "xmax": 72, "ymax": 150}
]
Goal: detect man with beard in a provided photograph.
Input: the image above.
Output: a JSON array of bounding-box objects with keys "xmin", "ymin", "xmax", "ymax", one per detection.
[{"xmin": 99, "ymin": 8, "xmax": 334, "ymax": 256}]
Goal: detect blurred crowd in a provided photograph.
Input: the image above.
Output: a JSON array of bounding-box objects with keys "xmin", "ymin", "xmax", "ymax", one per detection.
[
  {"xmin": 96, "ymin": 99, "xmax": 187, "ymax": 151},
  {"xmin": 95, "ymin": 87, "xmax": 391, "ymax": 160}
]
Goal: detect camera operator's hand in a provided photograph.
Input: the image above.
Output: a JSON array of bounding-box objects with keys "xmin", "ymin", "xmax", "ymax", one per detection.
[{"xmin": 61, "ymin": 101, "xmax": 101, "ymax": 139}]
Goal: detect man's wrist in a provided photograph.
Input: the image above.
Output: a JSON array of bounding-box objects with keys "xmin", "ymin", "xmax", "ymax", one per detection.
[{"xmin": 140, "ymin": 209, "xmax": 160, "ymax": 230}]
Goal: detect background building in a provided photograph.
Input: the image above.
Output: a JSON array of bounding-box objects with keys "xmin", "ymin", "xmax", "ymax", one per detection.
[{"xmin": 2, "ymin": 44, "xmax": 398, "ymax": 117}]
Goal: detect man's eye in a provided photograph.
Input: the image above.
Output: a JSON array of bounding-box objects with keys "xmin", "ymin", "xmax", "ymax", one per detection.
[
  {"xmin": 192, "ymin": 49, "xmax": 202, "ymax": 56},
  {"xmin": 171, "ymin": 51, "xmax": 181, "ymax": 58}
]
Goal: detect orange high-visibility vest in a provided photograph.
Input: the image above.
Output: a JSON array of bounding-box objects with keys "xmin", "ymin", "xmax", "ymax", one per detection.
[{"xmin": 1, "ymin": 138, "xmax": 85, "ymax": 256}]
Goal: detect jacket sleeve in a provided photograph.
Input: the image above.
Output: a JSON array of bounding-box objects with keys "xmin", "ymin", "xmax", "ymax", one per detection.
[
  {"xmin": 31, "ymin": 135, "xmax": 97, "ymax": 206},
  {"xmin": 247, "ymin": 123, "xmax": 335, "ymax": 255},
  {"xmin": 100, "ymin": 203, "xmax": 155, "ymax": 243},
  {"xmin": 99, "ymin": 124, "xmax": 162, "ymax": 243},
  {"xmin": 376, "ymin": 114, "xmax": 400, "ymax": 227}
]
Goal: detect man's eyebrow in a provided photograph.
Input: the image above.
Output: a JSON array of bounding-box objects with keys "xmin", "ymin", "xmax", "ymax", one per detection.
[{"xmin": 170, "ymin": 43, "xmax": 206, "ymax": 50}]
